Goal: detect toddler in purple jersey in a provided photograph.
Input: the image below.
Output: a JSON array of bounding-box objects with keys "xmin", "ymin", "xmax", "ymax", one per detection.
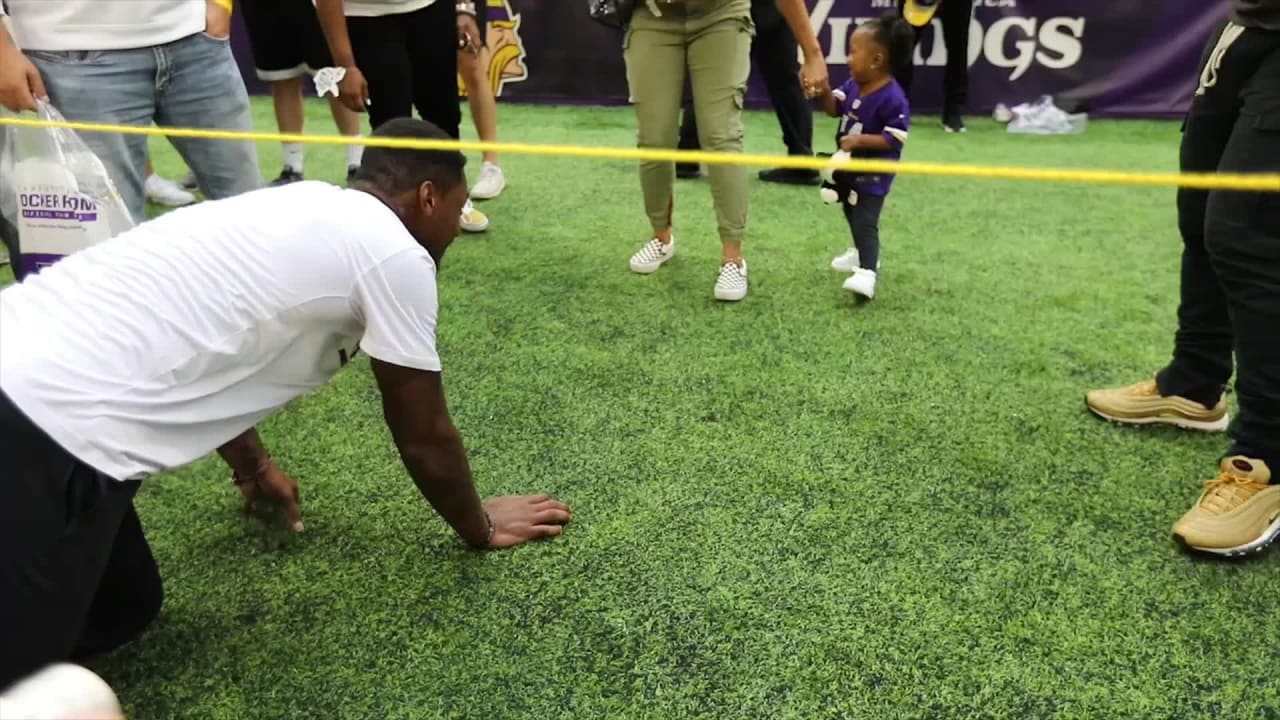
[{"xmin": 816, "ymin": 14, "xmax": 914, "ymax": 300}]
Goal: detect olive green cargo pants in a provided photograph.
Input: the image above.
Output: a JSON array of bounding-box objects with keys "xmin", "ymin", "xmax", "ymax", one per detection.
[{"xmin": 624, "ymin": 0, "xmax": 754, "ymax": 244}]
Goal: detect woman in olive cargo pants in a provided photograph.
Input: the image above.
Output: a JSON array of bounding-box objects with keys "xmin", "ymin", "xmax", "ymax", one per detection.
[{"xmin": 622, "ymin": 0, "xmax": 827, "ymax": 302}]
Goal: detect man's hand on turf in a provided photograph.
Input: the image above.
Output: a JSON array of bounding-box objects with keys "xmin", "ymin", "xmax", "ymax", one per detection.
[
  {"xmin": 481, "ymin": 494, "xmax": 572, "ymax": 549},
  {"xmin": 237, "ymin": 460, "xmax": 304, "ymax": 533}
]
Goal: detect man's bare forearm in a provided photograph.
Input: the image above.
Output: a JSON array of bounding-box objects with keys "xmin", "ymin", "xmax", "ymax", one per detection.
[
  {"xmin": 774, "ymin": 0, "xmax": 823, "ymax": 58},
  {"xmin": 218, "ymin": 427, "xmax": 272, "ymax": 480},
  {"xmin": 397, "ymin": 422, "xmax": 491, "ymax": 548},
  {"xmin": 314, "ymin": 0, "xmax": 357, "ymax": 67}
]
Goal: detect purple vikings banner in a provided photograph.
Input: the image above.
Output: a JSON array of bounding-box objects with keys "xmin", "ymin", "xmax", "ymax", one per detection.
[{"xmin": 230, "ymin": 0, "xmax": 1233, "ymax": 119}]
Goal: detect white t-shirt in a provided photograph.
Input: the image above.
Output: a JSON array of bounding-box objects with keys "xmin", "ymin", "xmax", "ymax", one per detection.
[
  {"xmin": 338, "ymin": 0, "xmax": 439, "ymax": 18},
  {"xmin": 0, "ymin": 1, "xmax": 205, "ymax": 53},
  {"xmin": 0, "ymin": 181, "xmax": 442, "ymax": 481}
]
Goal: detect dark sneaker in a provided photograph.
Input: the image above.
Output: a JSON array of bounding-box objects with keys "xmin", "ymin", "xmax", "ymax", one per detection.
[
  {"xmin": 758, "ymin": 167, "xmax": 820, "ymax": 186},
  {"xmin": 270, "ymin": 168, "xmax": 304, "ymax": 186},
  {"xmin": 941, "ymin": 112, "xmax": 967, "ymax": 133}
]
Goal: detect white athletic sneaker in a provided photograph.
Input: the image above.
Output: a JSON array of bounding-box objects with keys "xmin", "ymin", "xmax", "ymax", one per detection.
[
  {"xmin": 145, "ymin": 173, "xmax": 196, "ymax": 207},
  {"xmin": 714, "ymin": 259, "xmax": 749, "ymax": 301},
  {"xmin": 629, "ymin": 235, "xmax": 676, "ymax": 274},
  {"xmin": 831, "ymin": 247, "xmax": 860, "ymax": 272},
  {"xmin": 470, "ymin": 161, "xmax": 506, "ymax": 200},
  {"xmin": 843, "ymin": 268, "xmax": 877, "ymax": 299},
  {"xmin": 460, "ymin": 198, "xmax": 489, "ymax": 233}
]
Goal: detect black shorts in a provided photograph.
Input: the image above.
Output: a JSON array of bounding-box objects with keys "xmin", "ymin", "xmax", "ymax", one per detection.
[
  {"xmin": 0, "ymin": 389, "xmax": 162, "ymax": 688},
  {"xmin": 239, "ymin": 0, "xmax": 335, "ymax": 81}
]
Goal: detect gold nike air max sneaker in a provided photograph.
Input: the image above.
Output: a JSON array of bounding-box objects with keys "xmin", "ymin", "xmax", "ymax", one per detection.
[
  {"xmin": 1085, "ymin": 379, "xmax": 1228, "ymax": 432},
  {"xmin": 1172, "ymin": 457, "xmax": 1279, "ymax": 558}
]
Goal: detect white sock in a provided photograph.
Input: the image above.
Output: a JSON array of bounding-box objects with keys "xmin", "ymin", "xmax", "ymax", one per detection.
[
  {"xmin": 282, "ymin": 142, "xmax": 304, "ymax": 173},
  {"xmin": 346, "ymin": 135, "xmax": 364, "ymax": 168}
]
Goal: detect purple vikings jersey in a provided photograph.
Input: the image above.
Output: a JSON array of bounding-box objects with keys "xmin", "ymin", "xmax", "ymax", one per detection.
[{"xmin": 832, "ymin": 78, "xmax": 911, "ymax": 196}]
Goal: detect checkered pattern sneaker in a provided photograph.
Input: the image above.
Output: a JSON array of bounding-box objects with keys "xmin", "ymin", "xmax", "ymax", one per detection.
[
  {"xmin": 629, "ymin": 235, "xmax": 676, "ymax": 274},
  {"xmin": 714, "ymin": 260, "xmax": 748, "ymax": 301}
]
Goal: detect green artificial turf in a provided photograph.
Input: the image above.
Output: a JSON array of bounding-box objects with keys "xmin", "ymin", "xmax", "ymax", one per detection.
[{"xmin": 32, "ymin": 100, "xmax": 1280, "ymax": 717}]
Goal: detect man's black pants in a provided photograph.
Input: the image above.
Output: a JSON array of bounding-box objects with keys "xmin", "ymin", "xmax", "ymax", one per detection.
[
  {"xmin": 0, "ymin": 390, "xmax": 162, "ymax": 689},
  {"xmin": 1155, "ymin": 22, "xmax": 1280, "ymax": 470},
  {"xmin": 347, "ymin": 0, "xmax": 461, "ymax": 137},
  {"xmin": 678, "ymin": 0, "xmax": 813, "ymax": 158},
  {"xmin": 896, "ymin": 0, "xmax": 972, "ymax": 115}
]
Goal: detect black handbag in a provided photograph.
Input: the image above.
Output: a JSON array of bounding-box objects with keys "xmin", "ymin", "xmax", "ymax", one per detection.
[{"xmin": 588, "ymin": 0, "xmax": 636, "ymax": 30}]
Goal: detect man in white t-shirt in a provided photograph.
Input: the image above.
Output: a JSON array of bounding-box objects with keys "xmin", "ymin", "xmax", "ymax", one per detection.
[{"xmin": 0, "ymin": 118, "xmax": 572, "ymax": 688}]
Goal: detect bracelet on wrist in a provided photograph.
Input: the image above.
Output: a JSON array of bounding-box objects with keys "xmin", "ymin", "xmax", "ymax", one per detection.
[
  {"xmin": 465, "ymin": 510, "xmax": 494, "ymax": 549},
  {"xmin": 456, "ymin": 2, "xmax": 477, "ymax": 15}
]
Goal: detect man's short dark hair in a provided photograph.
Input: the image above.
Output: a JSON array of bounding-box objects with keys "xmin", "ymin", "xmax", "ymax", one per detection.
[{"xmin": 353, "ymin": 118, "xmax": 467, "ymax": 196}]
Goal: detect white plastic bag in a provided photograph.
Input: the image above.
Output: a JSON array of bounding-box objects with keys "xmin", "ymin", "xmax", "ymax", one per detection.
[{"xmin": 0, "ymin": 99, "xmax": 134, "ymax": 276}]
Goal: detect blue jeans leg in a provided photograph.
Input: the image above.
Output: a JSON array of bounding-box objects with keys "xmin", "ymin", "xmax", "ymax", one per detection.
[
  {"xmin": 154, "ymin": 32, "xmax": 261, "ymax": 200},
  {"xmin": 26, "ymin": 48, "xmax": 158, "ymax": 223}
]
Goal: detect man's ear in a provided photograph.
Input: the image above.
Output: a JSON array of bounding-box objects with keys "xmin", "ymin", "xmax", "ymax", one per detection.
[{"xmin": 418, "ymin": 181, "xmax": 436, "ymax": 214}]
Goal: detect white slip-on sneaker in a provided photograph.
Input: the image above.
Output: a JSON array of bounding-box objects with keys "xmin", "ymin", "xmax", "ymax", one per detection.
[
  {"xmin": 714, "ymin": 259, "xmax": 749, "ymax": 301},
  {"xmin": 843, "ymin": 268, "xmax": 877, "ymax": 299},
  {"xmin": 145, "ymin": 173, "xmax": 196, "ymax": 207},
  {"xmin": 629, "ymin": 235, "xmax": 676, "ymax": 274},
  {"xmin": 470, "ymin": 161, "xmax": 506, "ymax": 200}
]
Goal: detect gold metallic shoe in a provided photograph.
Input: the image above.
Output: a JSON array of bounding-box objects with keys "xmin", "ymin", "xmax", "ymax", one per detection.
[
  {"xmin": 1172, "ymin": 457, "xmax": 1279, "ymax": 557},
  {"xmin": 1085, "ymin": 379, "xmax": 1227, "ymax": 432}
]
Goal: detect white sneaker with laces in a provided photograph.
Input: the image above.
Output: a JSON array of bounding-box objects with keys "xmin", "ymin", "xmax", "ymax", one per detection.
[
  {"xmin": 145, "ymin": 173, "xmax": 196, "ymax": 207},
  {"xmin": 460, "ymin": 198, "xmax": 489, "ymax": 233},
  {"xmin": 470, "ymin": 161, "xmax": 506, "ymax": 200},
  {"xmin": 714, "ymin": 259, "xmax": 748, "ymax": 301},
  {"xmin": 831, "ymin": 247, "xmax": 860, "ymax": 272},
  {"xmin": 629, "ymin": 235, "xmax": 675, "ymax": 274},
  {"xmin": 843, "ymin": 268, "xmax": 877, "ymax": 299}
]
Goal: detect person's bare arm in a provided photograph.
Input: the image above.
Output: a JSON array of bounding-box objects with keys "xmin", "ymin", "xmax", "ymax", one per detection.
[
  {"xmin": 774, "ymin": 0, "xmax": 829, "ymax": 96},
  {"xmin": 218, "ymin": 428, "xmax": 304, "ymax": 531},
  {"xmin": 314, "ymin": 0, "xmax": 369, "ymax": 111},
  {"xmin": 0, "ymin": 10, "xmax": 46, "ymax": 112},
  {"xmin": 841, "ymin": 134, "xmax": 892, "ymax": 152},
  {"xmin": 370, "ymin": 359, "xmax": 571, "ymax": 549},
  {"xmin": 820, "ymin": 90, "xmax": 839, "ymax": 117}
]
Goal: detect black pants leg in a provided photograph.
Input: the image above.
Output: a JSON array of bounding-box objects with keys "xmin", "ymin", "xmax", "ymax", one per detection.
[
  {"xmin": 896, "ymin": 0, "xmax": 972, "ymax": 113},
  {"xmin": 1, "ymin": 209, "xmax": 22, "ymax": 282},
  {"xmin": 1156, "ymin": 23, "xmax": 1280, "ymax": 469},
  {"xmin": 0, "ymin": 391, "xmax": 162, "ymax": 689},
  {"xmin": 938, "ymin": 0, "xmax": 971, "ymax": 115},
  {"xmin": 842, "ymin": 193, "xmax": 885, "ymax": 272},
  {"xmin": 407, "ymin": 0, "xmax": 462, "ymax": 139},
  {"xmin": 750, "ymin": 0, "xmax": 812, "ymax": 158},
  {"xmin": 347, "ymin": 15, "xmax": 414, "ymax": 131},
  {"xmin": 1202, "ymin": 29, "xmax": 1280, "ymax": 468}
]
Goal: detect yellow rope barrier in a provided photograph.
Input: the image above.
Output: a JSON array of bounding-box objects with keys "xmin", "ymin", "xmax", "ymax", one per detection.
[{"xmin": 2, "ymin": 114, "xmax": 1279, "ymax": 192}]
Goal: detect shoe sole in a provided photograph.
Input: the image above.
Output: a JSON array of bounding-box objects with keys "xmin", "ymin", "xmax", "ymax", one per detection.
[
  {"xmin": 1173, "ymin": 514, "xmax": 1280, "ymax": 558},
  {"xmin": 714, "ymin": 288, "xmax": 747, "ymax": 301},
  {"xmin": 470, "ymin": 183, "xmax": 505, "ymax": 201},
  {"xmin": 1086, "ymin": 404, "xmax": 1229, "ymax": 433}
]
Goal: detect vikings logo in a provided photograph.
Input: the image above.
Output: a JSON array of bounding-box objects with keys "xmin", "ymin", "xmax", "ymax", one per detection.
[{"xmin": 457, "ymin": 0, "xmax": 529, "ymax": 97}]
